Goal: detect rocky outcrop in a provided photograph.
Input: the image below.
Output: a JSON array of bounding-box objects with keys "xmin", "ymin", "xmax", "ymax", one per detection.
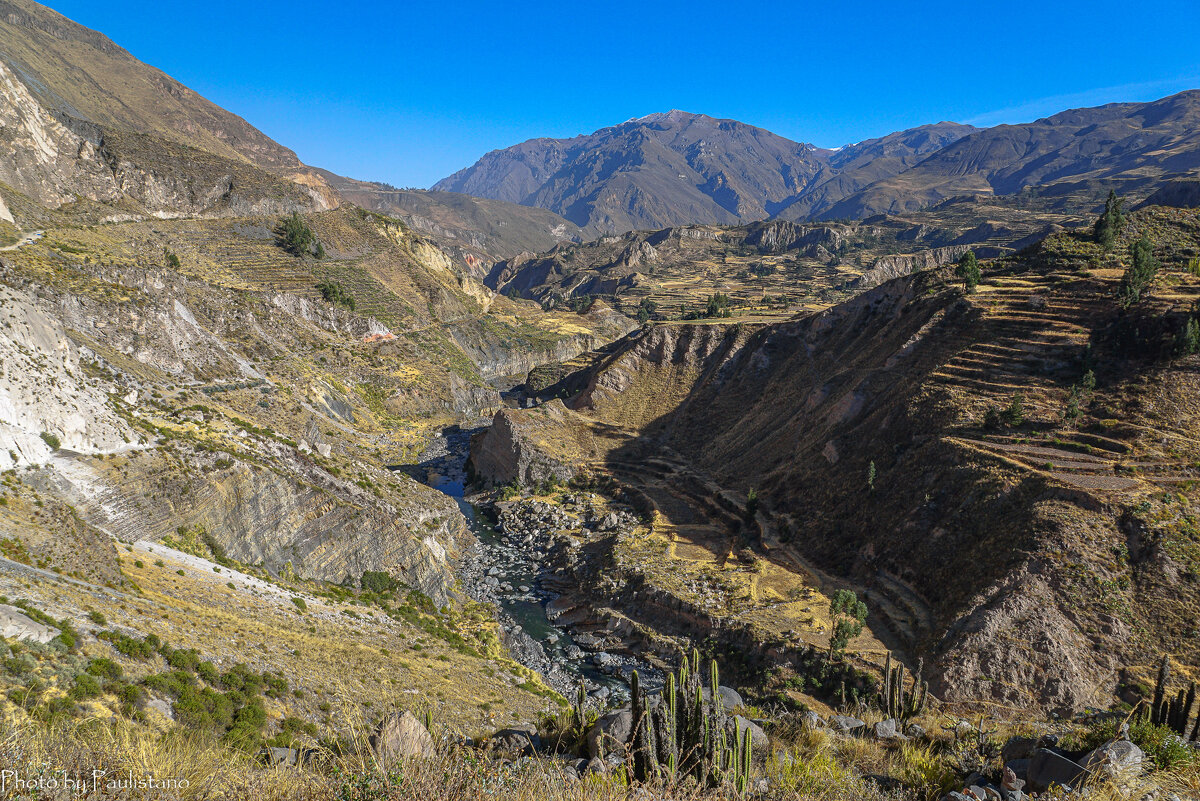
[
  {"xmin": 743, "ymin": 220, "xmax": 842, "ymax": 255},
  {"xmin": 371, "ymin": 711, "xmax": 436, "ymax": 765},
  {"xmin": 0, "ymin": 604, "xmax": 59, "ymax": 644},
  {"xmin": 851, "ymin": 244, "xmax": 972, "ymax": 289},
  {"xmin": 469, "ymin": 402, "xmax": 592, "ymax": 487}
]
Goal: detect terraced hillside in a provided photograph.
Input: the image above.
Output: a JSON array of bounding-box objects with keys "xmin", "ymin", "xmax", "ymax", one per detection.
[
  {"xmin": 472, "ymin": 205, "xmax": 1200, "ymax": 715},
  {"xmin": 487, "ymin": 197, "xmax": 1083, "ymax": 324}
]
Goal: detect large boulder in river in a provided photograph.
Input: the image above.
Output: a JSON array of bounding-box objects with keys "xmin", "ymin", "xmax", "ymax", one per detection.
[{"xmin": 468, "ymin": 402, "xmax": 599, "ymax": 487}]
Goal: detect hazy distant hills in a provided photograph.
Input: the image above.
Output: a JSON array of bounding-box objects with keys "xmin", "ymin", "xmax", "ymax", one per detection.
[{"xmin": 436, "ymin": 93, "xmax": 1200, "ymax": 233}]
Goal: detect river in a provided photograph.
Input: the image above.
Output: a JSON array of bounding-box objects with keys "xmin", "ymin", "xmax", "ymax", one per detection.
[{"xmin": 397, "ymin": 424, "xmax": 635, "ymax": 704}]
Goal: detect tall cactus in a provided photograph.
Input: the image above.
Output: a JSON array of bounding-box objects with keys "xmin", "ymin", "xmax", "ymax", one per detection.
[
  {"xmin": 1151, "ymin": 655, "xmax": 1170, "ymax": 726},
  {"xmin": 878, "ymin": 650, "xmax": 927, "ymax": 721},
  {"xmin": 1143, "ymin": 654, "xmax": 1200, "ymax": 738},
  {"xmin": 1181, "ymin": 683, "xmax": 1196, "ymax": 739},
  {"xmin": 626, "ymin": 650, "xmax": 751, "ymax": 789},
  {"xmin": 629, "ymin": 670, "xmax": 657, "ymax": 784}
]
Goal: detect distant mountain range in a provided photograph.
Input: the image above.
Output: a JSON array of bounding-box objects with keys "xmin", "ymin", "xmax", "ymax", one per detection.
[{"xmin": 435, "ymin": 94, "xmax": 1200, "ymax": 233}]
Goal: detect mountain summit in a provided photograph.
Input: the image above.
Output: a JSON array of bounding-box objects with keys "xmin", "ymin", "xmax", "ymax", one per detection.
[{"xmin": 434, "ymin": 110, "xmax": 831, "ymax": 233}]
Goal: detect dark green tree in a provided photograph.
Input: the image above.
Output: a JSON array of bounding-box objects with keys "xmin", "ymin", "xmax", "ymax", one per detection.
[
  {"xmin": 636, "ymin": 297, "xmax": 658, "ymax": 324},
  {"xmin": 1003, "ymin": 392, "xmax": 1026, "ymax": 427},
  {"xmin": 956, "ymin": 251, "xmax": 981, "ymax": 292},
  {"xmin": 316, "ymin": 279, "xmax": 355, "ymax": 311},
  {"xmin": 279, "ymin": 212, "xmax": 316, "ymax": 257},
  {"xmin": 705, "ymin": 293, "xmax": 732, "ymax": 318},
  {"xmin": 1117, "ymin": 234, "xmax": 1159, "ymax": 308},
  {"xmin": 828, "ymin": 589, "xmax": 868, "ymax": 660},
  {"xmin": 1094, "ymin": 190, "xmax": 1125, "ymax": 250}
]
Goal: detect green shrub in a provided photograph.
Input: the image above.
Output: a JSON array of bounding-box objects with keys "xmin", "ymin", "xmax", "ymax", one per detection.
[
  {"xmin": 69, "ymin": 672, "xmax": 101, "ymax": 700},
  {"xmin": 174, "ymin": 685, "xmax": 235, "ymax": 731},
  {"xmin": 316, "ymin": 280, "xmax": 356, "ymax": 311},
  {"xmin": 262, "ymin": 672, "xmax": 288, "ymax": 698},
  {"xmin": 142, "ymin": 670, "xmax": 194, "ymax": 697},
  {"xmin": 219, "ymin": 663, "xmax": 263, "ymax": 695},
  {"xmin": 291, "ymin": 596, "xmax": 307, "ymax": 612},
  {"xmin": 3, "ymin": 654, "xmax": 34, "ymax": 676},
  {"xmin": 86, "ymin": 658, "xmax": 123, "ymax": 681},
  {"xmin": 118, "ymin": 683, "xmax": 144, "ymax": 707},
  {"xmin": 163, "ymin": 647, "xmax": 201, "ymax": 672},
  {"xmin": 278, "ymin": 212, "xmax": 316, "ymax": 257},
  {"xmin": 87, "ymin": 611, "xmax": 107, "ymax": 625},
  {"xmin": 1068, "ymin": 717, "xmax": 1193, "ymax": 771},
  {"xmin": 39, "ymin": 432, "xmax": 60, "ymax": 451},
  {"xmin": 98, "ymin": 631, "xmax": 156, "ymax": 659},
  {"xmin": 360, "ymin": 571, "xmax": 397, "ymax": 594},
  {"xmin": 226, "ymin": 698, "xmax": 267, "ymax": 747}
]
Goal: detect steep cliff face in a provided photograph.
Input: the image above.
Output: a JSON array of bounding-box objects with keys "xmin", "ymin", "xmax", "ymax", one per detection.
[
  {"xmin": 0, "ymin": 237, "xmax": 477, "ymax": 602},
  {"xmin": 45, "ymin": 444, "xmax": 467, "ymax": 605},
  {"xmin": 0, "ymin": 283, "xmax": 140, "ymax": 470},
  {"xmin": 450, "ymin": 300, "xmax": 637, "ymax": 380},
  {"xmin": 0, "ymin": 62, "xmax": 329, "ymax": 216},
  {"xmin": 851, "ymin": 244, "xmax": 974, "ymax": 289}
]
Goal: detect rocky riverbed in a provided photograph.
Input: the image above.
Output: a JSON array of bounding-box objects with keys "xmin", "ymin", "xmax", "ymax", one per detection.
[{"xmin": 401, "ymin": 426, "xmax": 660, "ymax": 704}]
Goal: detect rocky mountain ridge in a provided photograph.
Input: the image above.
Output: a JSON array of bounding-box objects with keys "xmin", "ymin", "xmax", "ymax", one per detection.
[
  {"xmin": 436, "ymin": 94, "xmax": 1200, "ymax": 233},
  {"xmin": 0, "ymin": 0, "xmax": 337, "ymax": 216}
]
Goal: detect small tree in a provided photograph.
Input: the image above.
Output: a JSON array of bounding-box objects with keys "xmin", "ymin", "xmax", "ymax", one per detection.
[
  {"xmin": 1003, "ymin": 393, "xmax": 1026, "ymax": 427},
  {"xmin": 636, "ymin": 297, "xmax": 657, "ymax": 324},
  {"xmin": 705, "ymin": 293, "xmax": 732, "ymax": 318},
  {"xmin": 828, "ymin": 589, "xmax": 868, "ymax": 660},
  {"xmin": 1180, "ymin": 317, "xmax": 1200, "ymax": 356},
  {"xmin": 866, "ymin": 461, "xmax": 876, "ymax": 491},
  {"xmin": 279, "ymin": 212, "xmax": 316, "ymax": 257},
  {"xmin": 1094, "ymin": 190, "xmax": 1125, "ymax": 250},
  {"xmin": 360, "ymin": 571, "xmax": 397, "ymax": 594},
  {"xmin": 317, "ymin": 280, "xmax": 355, "ymax": 311},
  {"xmin": 956, "ymin": 251, "xmax": 981, "ymax": 292},
  {"xmin": 1117, "ymin": 234, "xmax": 1159, "ymax": 308}
]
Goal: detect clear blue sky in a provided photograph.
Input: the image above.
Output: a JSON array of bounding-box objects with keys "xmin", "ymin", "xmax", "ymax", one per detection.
[{"xmin": 46, "ymin": 0, "xmax": 1200, "ymax": 189}]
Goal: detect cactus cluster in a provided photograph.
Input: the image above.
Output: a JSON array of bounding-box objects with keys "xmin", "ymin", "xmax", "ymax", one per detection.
[
  {"xmin": 1148, "ymin": 655, "xmax": 1199, "ymax": 740},
  {"xmin": 879, "ymin": 651, "xmax": 928, "ymax": 721},
  {"xmin": 624, "ymin": 648, "xmax": 753, "ymax": 791}
]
